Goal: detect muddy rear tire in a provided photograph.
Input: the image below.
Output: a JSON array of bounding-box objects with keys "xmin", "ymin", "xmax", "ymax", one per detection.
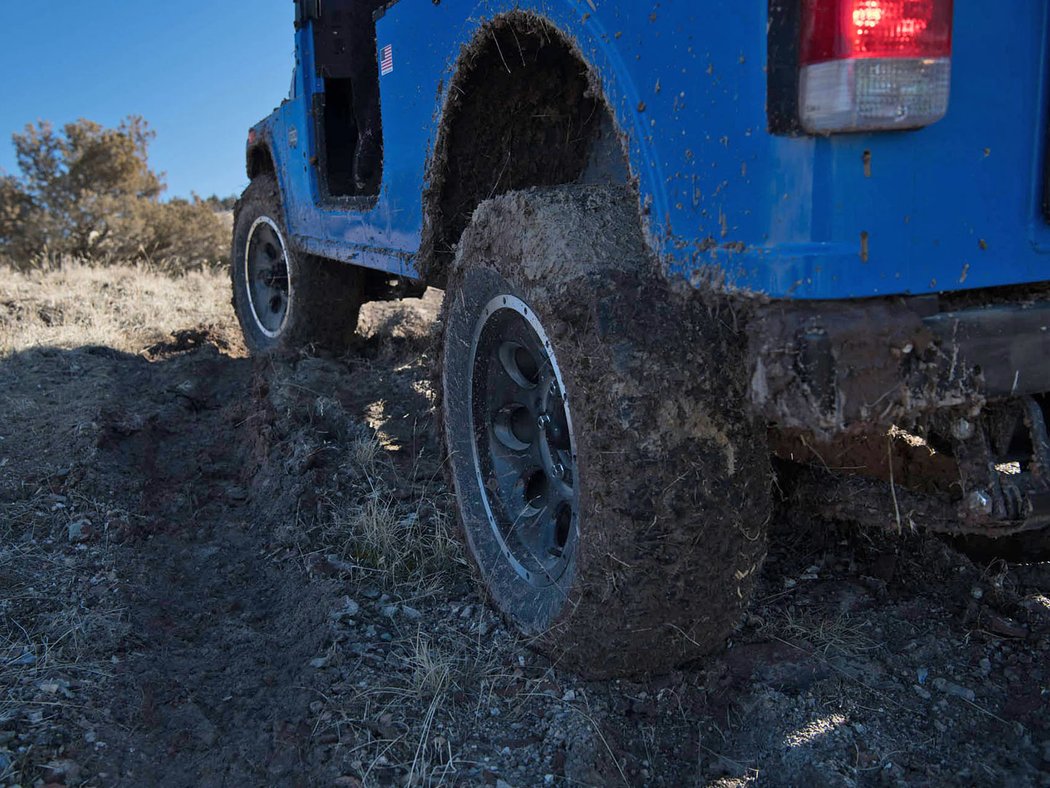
[
  {"xmin": 439, "ymin": 186, "xmax": 771, "ymax": 677},
  {"xmin": 232, "ymin": 174, "xmax": 364, "ymax": 354}
]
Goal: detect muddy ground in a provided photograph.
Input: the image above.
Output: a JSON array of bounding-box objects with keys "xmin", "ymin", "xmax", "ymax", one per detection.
[{"xmin": 0, "ymin": 264, "xmax": 1048, "ymax": 787}]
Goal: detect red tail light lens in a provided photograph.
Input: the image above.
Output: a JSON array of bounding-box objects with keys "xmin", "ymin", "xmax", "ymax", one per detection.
[
  {"xmin": 802, "ymin": 0, "xmax": 954, "ymax": 64},
  {"xmin": 799, "ymin": 0, "xmax": 954, "ymax": 133}
]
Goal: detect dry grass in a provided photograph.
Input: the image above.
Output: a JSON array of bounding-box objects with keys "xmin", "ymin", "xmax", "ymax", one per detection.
[
  {"xmin": 763, "ymin": 608, "xmax": 882, "ymax": 659},
  {"xmin": 0, "ymin": 260, "xmax": 238, "ymax": 357},
  {"xmin": 318, "ymin": 452, "xmax": 463, "ymax": 593},
  {"xmin": 346, "ymin": 432, "xmax": 385, "ymax": 474},
  {"xmin": 0, "ymin": 489, "xmax": 128, "ymax": 783},
  {"xmin": 312, "ymin": 627, "xmax": 512, "ymax": 788}
]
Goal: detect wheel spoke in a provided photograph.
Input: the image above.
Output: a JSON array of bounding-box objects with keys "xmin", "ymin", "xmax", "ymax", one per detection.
[
  {"xmin": 547, "ymin": 504, "xmax": 574, "ymax": 558},
  {"xmin": 503, "ymin": 504, "xmax": 560, "ymax": 585},
  {"xmin": 265, "ymin": 266, "xmax": 289, "ymax": 292},
  {"xmin": 547, "ymin": 475, "xmax": 574, "ymax": 509}
]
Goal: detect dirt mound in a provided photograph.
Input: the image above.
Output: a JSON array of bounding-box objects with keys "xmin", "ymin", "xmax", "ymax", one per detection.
[
  {"xmin": 144, "ymin": 327, "xmax": 231, "ymax": 357},
  {"xmin": 0, "ymin": 266, "xmax": 1048, "ymax": 786}
]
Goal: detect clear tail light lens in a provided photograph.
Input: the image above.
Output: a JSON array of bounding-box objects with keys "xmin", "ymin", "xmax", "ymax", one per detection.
[{"xmin": 800, "ymin": 0, "xmax": 954, "ymax": 134}]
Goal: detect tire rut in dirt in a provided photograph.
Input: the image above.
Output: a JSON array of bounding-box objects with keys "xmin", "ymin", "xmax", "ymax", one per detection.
[
  {"xmin": 439, "ymin": 186, "xmax": 771, "ymax": 677},
  {"xmin": 80, "ymin": 346, "xmax": 334, "ymax": 786}
]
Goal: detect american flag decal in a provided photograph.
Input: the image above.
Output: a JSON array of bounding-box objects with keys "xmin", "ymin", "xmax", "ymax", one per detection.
[{"xmin": 380, "ymin": 44, "xmax": 394, "ymax": 76}]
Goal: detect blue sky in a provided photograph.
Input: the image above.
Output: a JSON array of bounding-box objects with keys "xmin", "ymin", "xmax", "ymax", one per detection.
[{"xmin": 0, "ymin": 1, "xmax": 295, "ymax": 200}]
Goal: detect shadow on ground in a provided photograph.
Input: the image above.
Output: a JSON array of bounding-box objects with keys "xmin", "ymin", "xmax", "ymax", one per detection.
[{"xmin": 0, "ymin": 314, "xmax": 1048, "ymax": 786}]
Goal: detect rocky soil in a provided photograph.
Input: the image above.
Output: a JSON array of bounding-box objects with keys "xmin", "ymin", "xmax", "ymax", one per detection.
[{"xmin": 0, "ymin": 263, "xmax": 1048, "ymax": 786}]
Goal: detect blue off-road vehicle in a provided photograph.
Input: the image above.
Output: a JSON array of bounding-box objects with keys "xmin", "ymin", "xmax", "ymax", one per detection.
[{"xmin": 232, "ymin": 0, "xmax": 1050, "ymax": 676}]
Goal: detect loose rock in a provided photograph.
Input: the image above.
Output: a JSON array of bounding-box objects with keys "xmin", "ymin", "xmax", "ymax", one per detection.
[{"xmin": 67, "ymin": 519, "xmax": 92, "ymax": 543}]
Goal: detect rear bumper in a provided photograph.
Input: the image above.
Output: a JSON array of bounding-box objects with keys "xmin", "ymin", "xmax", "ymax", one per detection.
[
  {"xmin": 748, "ymin": 291, "xmax": 1050, "ymax": 534},
  {"xmin": 748, "ymin": 295, "xmax": 1050, "ymax": 435}
]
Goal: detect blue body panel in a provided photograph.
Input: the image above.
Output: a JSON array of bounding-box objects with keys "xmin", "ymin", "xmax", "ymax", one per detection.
[{"xmin": 254, "ymin": 0, "xmax": 1050, "ymax": 300}]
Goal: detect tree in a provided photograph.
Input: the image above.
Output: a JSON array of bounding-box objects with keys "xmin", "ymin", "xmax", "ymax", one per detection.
[
  {"xmin": 0, "ymin": 174, "xmax": 38, "ymax": 260},
  {"xmin": 0, "ymin": 117, "xmax": 228, "ymax": 270},
  {"xmin": 202, "ymin": 194, "xmax": 239, "ymax": 212}
]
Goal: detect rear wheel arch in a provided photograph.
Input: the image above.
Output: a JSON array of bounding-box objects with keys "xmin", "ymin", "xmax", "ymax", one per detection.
[{"xmin": 419, "ymin": 11, "xmax": 638, "ymax": 288}]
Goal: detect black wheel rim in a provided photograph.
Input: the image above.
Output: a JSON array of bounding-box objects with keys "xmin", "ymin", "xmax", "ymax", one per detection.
[
  {"xmin": 469, "ymin": 295, "xmax": 579, "ymax": 587},
  {"xmin": 244, "ymin": 217, "xmax": 291, "ymax": 337}
]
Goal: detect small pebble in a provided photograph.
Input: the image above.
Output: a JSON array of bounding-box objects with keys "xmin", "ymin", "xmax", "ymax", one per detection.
[
  {"xmin": 933, "ymin": 677, "xmax": 975, "ymax": 702},
  {"xmin": 67, "ymin": 519, "xmax": 92, "ymax": 543},
  {"xmin": 331, "ymin": 598, "xmax": 360, "ymax": 620}
]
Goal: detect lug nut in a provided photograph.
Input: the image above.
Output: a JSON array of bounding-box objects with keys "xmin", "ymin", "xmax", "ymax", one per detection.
[
  {"xmin": 537, "ymin": 414, "xmax": 552, "ymax": 429},
  {"xmin": 551, "ymin": 463, "xmax": 565, "ymax": 480}
]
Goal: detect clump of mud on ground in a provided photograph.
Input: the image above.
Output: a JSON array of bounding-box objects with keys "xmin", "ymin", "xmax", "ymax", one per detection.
[{"xmin": 0, "ymin": 263, "xmax": 1048, "ymax": 786}]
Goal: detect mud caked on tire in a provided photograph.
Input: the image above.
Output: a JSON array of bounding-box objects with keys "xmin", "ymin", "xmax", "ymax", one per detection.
[
  {"xmin": 232, "ymin": 174, "xmax": 364, "ymax": 354},
  {"xmin": 439, "ymin": 186, "xmax": 771, "ymax": 677}
]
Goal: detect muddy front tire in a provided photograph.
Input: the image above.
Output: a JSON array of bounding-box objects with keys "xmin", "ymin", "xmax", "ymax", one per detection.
[
  {"xmin": 231, "ymin": 174, "xmax": 364, "ymax": 354},
  {"xmin": 439, "ymin": 186, "xmax": 771, "ymax": 677}
]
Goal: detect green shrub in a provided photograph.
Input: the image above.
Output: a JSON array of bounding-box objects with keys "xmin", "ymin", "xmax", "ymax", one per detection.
[{"xmin": 0, "ymin": 117, "xmax": 232, "ymax": 272}]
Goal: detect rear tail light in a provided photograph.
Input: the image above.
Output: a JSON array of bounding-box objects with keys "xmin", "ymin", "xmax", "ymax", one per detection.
[{"xmin": 799, "ymin": 0, "xmax": 954, "ymax": 134}]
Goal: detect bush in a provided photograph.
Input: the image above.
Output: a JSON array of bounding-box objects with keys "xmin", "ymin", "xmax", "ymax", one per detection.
[{"xmin": 0, "ymin": 117, "xmax": 232, "ymax": 272}]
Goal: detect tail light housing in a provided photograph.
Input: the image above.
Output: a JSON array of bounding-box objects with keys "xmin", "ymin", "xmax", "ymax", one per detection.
[{"xmin": 799, "ymin": 0, "xmax": 954, "ymax": 134}]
